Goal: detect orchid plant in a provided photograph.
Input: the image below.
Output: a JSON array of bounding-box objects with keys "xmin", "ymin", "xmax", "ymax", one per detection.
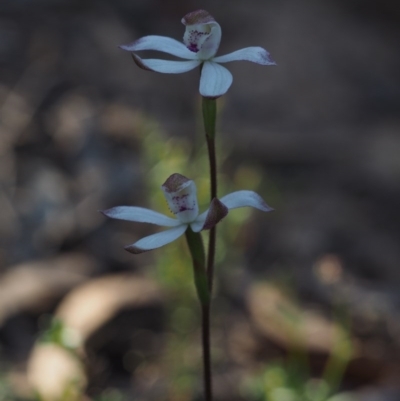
[
  {"xmin": 102, "ymin": 173, "xmax": 272, "ymax": 254},
  {"xmin": 102, "ymin": 173, "xmax": 271, "ymax": 307},
  {"xmin": 104, "ymin": 9, "xmax": 275, "ymax": 401},
  {"xmin": 120, "ymin": 9, "xmax": 276, "ymax": 98}
]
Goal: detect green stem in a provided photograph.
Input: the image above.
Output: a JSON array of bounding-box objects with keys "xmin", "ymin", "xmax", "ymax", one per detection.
[
  {"xmin": 202, "ymin": 96, "xmax": 217, "ymax": 140},
  {"xmin": 184, "ymin": 228, "xmax": 212, "ymax": 401},
  {"xmin": 185, "ymin": 228, "xmax": 209, "ymax": 306}
]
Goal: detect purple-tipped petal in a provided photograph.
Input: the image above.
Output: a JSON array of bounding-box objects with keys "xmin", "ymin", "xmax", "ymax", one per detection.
[
  {"xmin": 120, "ymin": 35, "xmax": 198, "ymax": 60},
  {"xmin": 125, "ymin": 224, "xmax": 188, "ymax": 254},
  {"xmin": 213, "ymin": 47, "xmax": 276, "ymax": 65},
  {"xmin": 190, "ymin": 198, "xmax": 228, "ymax": 232},
  {"xmin": 101, "ymin": 206, "xmax": 180, "ymax": 227},
  {"xmin": 219, "ymin": 190, "xmax": 273, "ymax": 212},
  {"xmin": 131, "ymin": 54, "xmax": 201, "ymax": 73},
  {"xmin": 199, "ymin": 61, "xmax": 233, "ymax": 98}
]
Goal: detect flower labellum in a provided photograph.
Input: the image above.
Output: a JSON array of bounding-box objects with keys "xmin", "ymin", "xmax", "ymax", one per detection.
[
  {"xmin": 120, "ymin": 10, "xmax": 275, "ymax": 98},
  {"xmin": 161, "ymin": 173, "xmax": 199, "ymax": 223},
  {"xmin": 101, "ymin": 173, "xmax": 273, "ymax": 254}
]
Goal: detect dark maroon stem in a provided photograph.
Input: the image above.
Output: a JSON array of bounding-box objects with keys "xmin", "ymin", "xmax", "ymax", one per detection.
[
  {"xmin": 205, "ymin": 135, "xmax": 217, "ymax": 291},
  {"xmin": 202, "ymin": 97, "xmax": 218, "ymax": 290},
  {"xmin": 201, "ymin": 96, "xmax": 218, "ymax": 401},
  {"xmin": 202, "ymin": 303, "xmax": 212, "ymax": 401}
]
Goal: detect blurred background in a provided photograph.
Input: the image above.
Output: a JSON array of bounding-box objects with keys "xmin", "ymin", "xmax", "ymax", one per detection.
[{"xmin": 1, "ymin": 0, "xmax": 400, "ymax": 400}]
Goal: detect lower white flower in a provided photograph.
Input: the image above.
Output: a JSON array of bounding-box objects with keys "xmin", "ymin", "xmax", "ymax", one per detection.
[
  {"xmin": 101, "ymin": 173, "xmax": 273, "ymax": 254},
  {"xmin": 120, "ymin": 9, "xmax": 276, "ymax": 98}
]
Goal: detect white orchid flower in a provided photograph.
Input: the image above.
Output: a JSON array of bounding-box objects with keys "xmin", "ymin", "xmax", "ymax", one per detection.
[
  {"xmin": 120, "ymin": 9, "xmax": 276, "ymax": 98},
  {"xmin": 102, "ymin": 173, "xmax": 273, "ymax": 254}
]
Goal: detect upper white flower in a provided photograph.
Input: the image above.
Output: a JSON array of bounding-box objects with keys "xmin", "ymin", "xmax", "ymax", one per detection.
[
  {"xmin": 120, "ymin": 9, "xmax": 276, "ymax": 98},
  {"xmin": 102, "ymin": 173, "xmax": 273, "ymax": 254}
]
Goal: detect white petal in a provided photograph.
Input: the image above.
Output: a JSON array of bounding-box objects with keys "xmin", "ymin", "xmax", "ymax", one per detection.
[
  {"xmin": 132, "ymin": 54, "xmax": 201, "ymax": 73},
  {"xmin": 120, "ymin": 35, "xmax": 198, "ymax": 60},
  {"xmin": 213, "ymin": 47, "xmax": 276, "ymax": 65},
  {"xmin": 190, "ymin": 213, "xmax": 207, "ymax": 233},
  {"xmin": 101, "ymin": 206, "xmax": 180, "ymax": 227},
  {"xmin": 199, "ymin": 61, "xmax": 233, "ymax": 98},
  {"xmin": 125, "ymin": 224, "xmax": 188, "ymax": 254},
  {"xmin": 219, "ymin": 191, "xmax": 273, "ymax": 212}
]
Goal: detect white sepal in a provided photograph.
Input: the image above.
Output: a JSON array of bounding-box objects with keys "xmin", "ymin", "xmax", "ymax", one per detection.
[
  {"xmin": 219, "ymin": 190, "xmax": 273, "ymax": 212},
  {"xmin": 213, "ymin": 47, "xmax": 276, "ymax": 65},
  {"xmin": 125, "ymin": 224, "xmax": 188, "ymax": 254},
  {"xmin": 199, "ymin": 61, "xmax": 233, "ymax": 98},
  {"xmin": 132, "ymin": 54, "xmax": 201, "ymax": 73},
  {"xmin": 101, "ymin": 206, "xmax": 180, "ymax": 227},
  {"xmin": 190, "ymin": 214, "xmax": 207, "ymax": 233},
  {"xmin": 120, "ymin": 35, "xmax": 198, "ymax": 59}
]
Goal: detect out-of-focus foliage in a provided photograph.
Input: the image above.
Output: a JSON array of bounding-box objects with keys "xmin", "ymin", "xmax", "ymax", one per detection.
[
  {"xmin": 243, "ymin": 362, "xmax": 354, "ymax": 401},
  {"xmin": 241, "ymin": 287, "xmax": 354, "ymax": 401},
  {"xmin": 93, "ymin": 389, "xmax": 126, "ymax": 401},
  {"xmin": 242, "ymin": 349, "xmax": 353, "ymax": 401}
]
